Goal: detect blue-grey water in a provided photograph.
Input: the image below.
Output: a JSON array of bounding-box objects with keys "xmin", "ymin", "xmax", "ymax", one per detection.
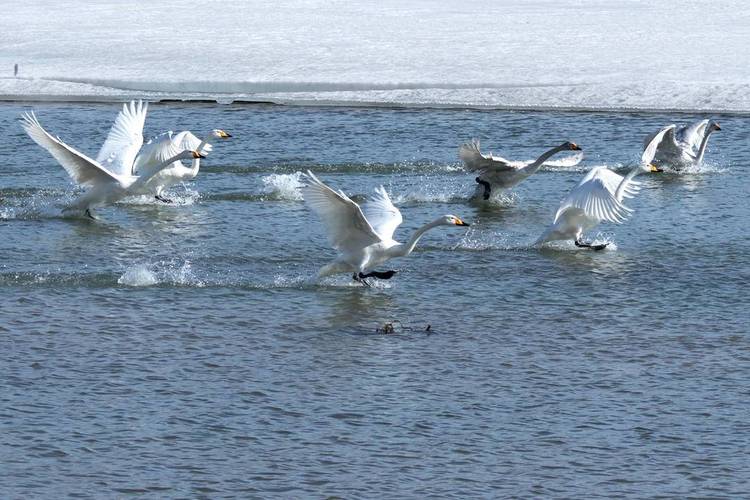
[{"xmin": 1, "ymin": 102, "xmax": 749, "ymax": 498}]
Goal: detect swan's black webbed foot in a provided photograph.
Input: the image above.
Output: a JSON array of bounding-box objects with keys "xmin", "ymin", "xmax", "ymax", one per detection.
[
  {"xmin": 359, "ymin": 270, "xmax": 397, "ymax": 280},
  {"xmin": 475, "ymin": 177, "xmax": 492, "ymax": 200},
  {"xmin": 353, "ymin": 273, "xmax": 371, "ymax": 287},
  {"xmin": 575, "ymin": 239, "xmax": 608, "ymax": 251},
  {"xmin": 155, "ymin": 195, "xmax": 173, "ymax": 204},
  {"xmin": 84, "ymin": 209, "xmax": 97, "ymax": 220}
]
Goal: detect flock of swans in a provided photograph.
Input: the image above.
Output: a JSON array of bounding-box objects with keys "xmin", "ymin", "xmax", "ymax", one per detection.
[{"xmin": 19, "ymin": 101, "xmax": 720, "ymax": 286}]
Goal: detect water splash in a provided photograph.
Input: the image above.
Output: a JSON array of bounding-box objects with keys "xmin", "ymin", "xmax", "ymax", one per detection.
[
  {"xmin": 118, "ymin": 264, "xmax": 158, "ymax": 287},
  {"xmin": 261, "ymin": 172, "xmax": 304, "ymax": 200}
]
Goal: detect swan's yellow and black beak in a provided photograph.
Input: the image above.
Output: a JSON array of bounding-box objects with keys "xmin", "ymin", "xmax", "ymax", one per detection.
[
  {"xmin": 455, "ymin": 218, "xmax": 470, "ymax": 226},
  {"xmin": 218, "ymin": 130, "xmax": 232, "ymax": 138},
  {"xmin": 192, "ymin": 150, "xmax": 207, "ymax": 159},
  {"xmin": 649, "ymin": 164, "xmax": 663, "ymax": 173},
  {"xmin": 569, "ymin": 142, "xmax": 582, "ymax": 151}
]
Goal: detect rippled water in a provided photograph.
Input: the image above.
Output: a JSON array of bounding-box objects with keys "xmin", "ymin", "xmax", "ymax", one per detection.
[{"xmin": 2, "ymin": 103, "xmax": 749, "ymax": 498}]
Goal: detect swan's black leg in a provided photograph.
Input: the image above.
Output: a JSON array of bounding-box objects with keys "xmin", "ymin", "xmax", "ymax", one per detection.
[
  {"xmin": 575, "ymin": 239, "xmax": 608, "ymax": 251},
  {"xmin": 155, "ymin": 195, "xmax": 173, "ymax": 204},
  {"xmin": 359, "ymin": 270, "xmax": 397, "ymax": 280},
  {"xmin": 84, "ymin": 209, "xmax": 97, "ymax": 220},
  {"xmin": 475, "ymin": 177, "xmax": 492, "ymax": 200}
]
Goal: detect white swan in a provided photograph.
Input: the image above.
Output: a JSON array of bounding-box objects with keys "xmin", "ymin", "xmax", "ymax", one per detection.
[
  {"xmin": 644, "ymin": 119, "xmax": 721, "ymax": 169},
  {"xmin": 459, "ymin": 139, "xmax": 583, "ymax": 200},
  {"xmin": 20, "ymin": 111, "xmax": 204, "ymax": 219},
  {"xmin": 301, "ymin": 170, "xmax": 470, "ymax": 285},
  {"xmin": 132, "ymin": 129, "xmax": 231, "ymax": 202},
  {"xmin": 535, "ymin": 126, "xmax": 671, "ymax": 250}
]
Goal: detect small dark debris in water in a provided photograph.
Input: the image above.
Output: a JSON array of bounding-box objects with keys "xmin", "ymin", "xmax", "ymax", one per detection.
[{"xmin": 376, "ymin": 320, "xmax": 433, "ymax": 334}]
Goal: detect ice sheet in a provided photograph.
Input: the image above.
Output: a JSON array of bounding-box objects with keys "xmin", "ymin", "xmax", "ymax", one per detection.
[{"xmin": 2, "ymin": 0, "xmax": 748, "ymax": 110}]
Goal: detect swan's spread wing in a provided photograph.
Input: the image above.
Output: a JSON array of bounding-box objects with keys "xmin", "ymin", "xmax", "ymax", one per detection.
[
  {"xmin": 95, "ymin": 100, "xmax": 147, "ymax": 176},
  {"xmin": 134, "ymin": 130, "xmax": 209, "ymax": 175},
  {"xmin": 302, "ymin": 171, "xmax": 382, "ymax": 253},
  {"xmin": 644, "ymin": 124, "xmax": 680, "ymax": 158},
  {"xmin": 675, "ymin": 119, "xmax": 709, "ymax": 151},
  {"xmin": 21, "ymin": 112, "xmax": 121, "ymax": 187},
  {"xmin": 362, "ymin": 186, "xmax": 403, "ymax": 240},
  {"xmin": 555, "ymin": 167, "xmax": 631, "ymax": 224},
  {"xmin": 459, "ymin": 139, "xmax": 516, "ymax": 174},
  {"xmin": 643, "ymin": 125, "xmax": 676, "ymax": 165}
]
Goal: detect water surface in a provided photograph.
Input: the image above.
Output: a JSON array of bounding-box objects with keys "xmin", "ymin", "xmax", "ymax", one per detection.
[{"xmin": 1, "ymin": 103, "xmax": 748, "ymax": 498}]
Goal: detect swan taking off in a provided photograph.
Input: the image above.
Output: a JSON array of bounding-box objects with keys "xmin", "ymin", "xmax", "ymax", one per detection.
[
  {"xmin": 20, "ymin": 110, "xmax": 204, "ymax": 219},
  {"xmin": 535, "ymin": 126, "xmax": 671, "ymax": 250},
  {"xmin": 301, "ymin": 170, "xmax": 470, "ymax": 286},
  {"xmin": 459, "ymin": 139, "xmax": 583, "ymax": 200},
  {"xmin": 644, "ymin": 119, "xmax": 721, "ymax": 170},
  {"xmin": 132, "ymin": 128, "xmax": 231, "ymax": 203}
]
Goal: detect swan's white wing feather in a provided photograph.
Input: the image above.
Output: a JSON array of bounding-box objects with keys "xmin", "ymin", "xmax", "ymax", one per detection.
[
  {"xmin": 362, "ymin": 186, "xmax": 403, "ymax": 240},
  {"xmin": 675, "ymin": 119, "xmax": 709, "ymax": 151},
  {"xmin": 21, "ymin": 111, "xmax": 121, "ymax": 187},
  {"xmin": 642, "ymin": 125, "xmax": 676, "ymax": 165},
  {"xmin": 95, "ymin": 100, "xmax": 147, "ymax": 176},
  {"xmin": 554, "ymin": 167, "xmax": 631, "ymax": 225},
  {"xmin": 134, "ymin": 130, "xmax": 209, "ymax": 175},
  {"xmin": 644, "ymin": 124, "xmax": 681, "ymax": 158},
  {"xmin": 459, "ymin": 139, "xmax": 517, "ymax": 174},
  {"xmin": 302, "ymin": 171, "xmax": 382, "ymax": 253}
]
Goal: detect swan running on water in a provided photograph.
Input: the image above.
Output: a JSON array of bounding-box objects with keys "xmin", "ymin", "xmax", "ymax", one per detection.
[
  {"xmin": 20, "ymin": 110, "xmax": 203, "ymax": 219},
  {"xmin": 301, "ymin": 170, "xmax": 470, "ymax": 286},
  {"xmin": 535, "ymin": 127, "xmax": 671, "ymax": 250},
  {"xmin": 644, "ymin": 119, "xmax": 721, "ymax": 170},
  {"xmin": 133, "ymin": 128, "xmax": 231, "ymax": 203},
  {"xmin": 459, "ymin": 139, "xmax": 583, "ymax": 200}
]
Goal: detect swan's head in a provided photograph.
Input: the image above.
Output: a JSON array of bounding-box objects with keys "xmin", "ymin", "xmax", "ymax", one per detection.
[
  {"xmin": 561, "ymin": 141, "xmax": 582, "ymax": 151},
  {"xmin": 645, "ymin": 163, "xmax": 663, "ymax": 173},
  {"xmin": 211, "ymin": 129, "xmax": 232, "ymax": 139},
  {"xmin": 442, "ymin": 215, "xmax": 470, "ymax": 227},
  {"xmin": 709, "ymin": 121, "xmax": 721, "ymax": 132}
]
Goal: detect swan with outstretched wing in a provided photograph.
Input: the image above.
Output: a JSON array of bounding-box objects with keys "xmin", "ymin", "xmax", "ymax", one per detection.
[
  {"xmin": 459, "ymin": 139, "xmax": 583, "ymax": 200},
  {"xmin": 536, "ymin": 127, "xmax": 671, "ymax": 250},
  {"xmin": 20, "ymin": 110, "xmax": 203, "ymax": 219},
  {"xmin": 302, "ymin": 171, "xmax": 469, "ymax": 286},
  {"xmin": 133, "ymin": 128, "xmax": 231, "ymax": 202},
  {"xmin": 644, "ymin": 119, "xmax": 721, "ymax": 169}
]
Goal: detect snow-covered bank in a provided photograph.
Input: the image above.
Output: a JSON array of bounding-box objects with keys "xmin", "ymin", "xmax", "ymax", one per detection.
[{"xmin": 3, "ymin": 0, "xmax": 748, "ymax": 111}]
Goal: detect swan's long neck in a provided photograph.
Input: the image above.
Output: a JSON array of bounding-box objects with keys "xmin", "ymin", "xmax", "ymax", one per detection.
[
  {"xmin": 390, "ymin": 219, "xmax": 445, "ymax": 258},
  {"xmin": 694, "ymin": 128, "xmax": 715, "ymax": 165},
  {"xmin": 519, "ymin": 145, "xmax": 567, "ymax": 176},
  {"xmin": 614, "ymin": 166, "xmax": 644, "ymax": 202},
  {"xmin": 189, "ymin": 134, "xmax": 215, "ymax": 177},
  {"xmin": 133, "ymin": 153, "xmax": 191, "ymax": 186}
]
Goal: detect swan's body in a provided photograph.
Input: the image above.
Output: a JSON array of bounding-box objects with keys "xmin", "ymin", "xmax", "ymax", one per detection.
[
  {"xmin": 302, "ymin": 170, "xmax": 469, "ymax": 284},
  {"xmin": 459, "ymin": 139, "xmax": 583, "ymax": 199},
  {"xmin": 20, "ymin": 110, "xmax": 203, "ymax": 218},
  {"xmin": 536, "ymin": 127, "xmax": 671, "ymax": 249},
  {"xmin": 133, "ymin": 129, "xmax": 231, "ymax": 201},
  {"xmin": 644, "ymin": 119, "xmax": 721, "ymax": 169}
]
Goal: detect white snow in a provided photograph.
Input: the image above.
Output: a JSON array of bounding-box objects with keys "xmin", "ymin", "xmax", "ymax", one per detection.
[{"xmin": 2, "ymin": 0, "xmax": 749, "ymax": 111}]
